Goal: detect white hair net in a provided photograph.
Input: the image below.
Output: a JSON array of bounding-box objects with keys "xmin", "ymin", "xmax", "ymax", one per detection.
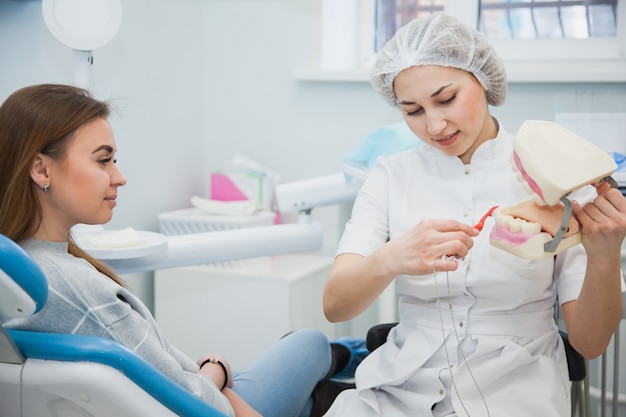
[{"xmin": 370, "ymin": 13, "xmax": 507, "ymax": 107}]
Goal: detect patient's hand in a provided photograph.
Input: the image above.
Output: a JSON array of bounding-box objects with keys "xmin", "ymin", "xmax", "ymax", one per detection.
[
  {"xmin": 222, "ymin": 388, "xmax": 263, "ymax": 417},
  {"xmin": 197, "ymin": 353, "xmax": 233, "ymax": 389}
]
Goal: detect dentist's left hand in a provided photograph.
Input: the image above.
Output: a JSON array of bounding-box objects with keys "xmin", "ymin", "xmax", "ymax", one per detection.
[
  {"xmin": 573, "ymin": 182, "xmax": 626, "ymax": 258},
  {"xmin": 562, "ymin": 182, "xmax": 626, "ymax": 359}
]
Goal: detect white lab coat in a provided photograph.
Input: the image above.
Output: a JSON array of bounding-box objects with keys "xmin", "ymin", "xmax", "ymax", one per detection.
[{"xmin": 325, "ymin": 127, "xmax": 593, "ymax": 417}]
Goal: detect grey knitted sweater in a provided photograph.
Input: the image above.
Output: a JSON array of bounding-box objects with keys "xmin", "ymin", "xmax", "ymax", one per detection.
[{"xmin": 5, "ymin": 238, "xmax": 234, "ymax": 417}]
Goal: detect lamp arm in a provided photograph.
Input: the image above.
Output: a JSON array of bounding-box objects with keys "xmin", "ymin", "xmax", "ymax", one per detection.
[
  {"xmin": 104, "ymin": 215, "xmax": 323, "ymax": 274},
  {"xmin": 275, "ymin": 173, "xmax": 358, "ymax": 214},
  {"xmin": 103, "ymin": 173, "xmax": 358, "ymax": 274}
]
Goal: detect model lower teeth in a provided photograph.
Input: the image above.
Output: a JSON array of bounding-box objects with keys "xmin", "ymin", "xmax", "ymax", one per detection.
[{"xmin": 495, "ymin": 210, "xmax": 542, "ymax": 234}]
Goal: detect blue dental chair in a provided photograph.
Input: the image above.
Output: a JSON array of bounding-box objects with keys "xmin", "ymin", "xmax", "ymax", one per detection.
[{"xmin": 0, "ymin": 234, "xmax": 228, "ymax": 417}]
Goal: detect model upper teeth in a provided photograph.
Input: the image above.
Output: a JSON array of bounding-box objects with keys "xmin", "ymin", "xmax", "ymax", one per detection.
[
  {"xmin": 510, "ymin": 154, "xmax": 547, "ymax": 206},
  {"xmin": 495, "ymin": 210, "xmax": 542, "ymax": 234}
]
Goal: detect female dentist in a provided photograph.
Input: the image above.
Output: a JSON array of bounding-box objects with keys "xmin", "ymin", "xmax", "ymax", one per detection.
[{"xmin": 323, "ymin": 13, "xmax": 626, "ymax": 417}]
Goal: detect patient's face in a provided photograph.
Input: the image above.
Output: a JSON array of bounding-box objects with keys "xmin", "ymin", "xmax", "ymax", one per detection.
[{"xmin": 46, "ymin": 118, "xmax": 127, "ymax": 231}]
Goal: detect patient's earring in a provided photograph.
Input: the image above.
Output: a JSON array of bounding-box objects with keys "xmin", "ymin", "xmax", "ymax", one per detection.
[{"xmin": 42, "ymin": 184, "xmax": 49, "ymax": 193}]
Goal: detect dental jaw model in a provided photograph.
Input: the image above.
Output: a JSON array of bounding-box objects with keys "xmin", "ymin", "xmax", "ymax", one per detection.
[{"xmin": 489, "ymin": 120, "xmax": 617, "ymax": 260}]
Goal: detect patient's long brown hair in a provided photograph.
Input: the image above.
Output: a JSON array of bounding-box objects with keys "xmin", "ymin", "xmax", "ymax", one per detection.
[{"xmin": 0, "ymin": 84, "xmax": 125, "ymax": 287}]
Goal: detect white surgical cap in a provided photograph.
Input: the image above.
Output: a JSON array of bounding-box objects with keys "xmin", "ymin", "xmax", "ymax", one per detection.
[{"xmin": 370, "ymin": 13, "xmax": 507, "ymax": 107}]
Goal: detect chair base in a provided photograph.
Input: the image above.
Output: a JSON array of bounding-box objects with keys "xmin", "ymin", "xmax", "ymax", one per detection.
[{"xmin": 0, "ymin": 359, "xmax": 181, "ymax": 417}]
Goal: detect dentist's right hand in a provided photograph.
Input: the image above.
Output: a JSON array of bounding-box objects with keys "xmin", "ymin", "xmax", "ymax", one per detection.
[{"xmin": 323, "ymin": 219, "xmax": 478, "ymax": 323}]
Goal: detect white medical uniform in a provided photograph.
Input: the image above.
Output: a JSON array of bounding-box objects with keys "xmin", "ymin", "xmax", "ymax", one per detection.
[{"xmin": 324, "ymin": 127, "xmax": 594, "ymax": 417}]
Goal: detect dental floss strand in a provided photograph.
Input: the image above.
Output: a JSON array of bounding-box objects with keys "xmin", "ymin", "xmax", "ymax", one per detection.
[
  {"xmin": 433, "ymin": 259, "xmax": 490, "ymax": 417},
  {"xmin": 431, "ymin": 204, "xmax": 497, "ymax": 417},
  {"xmin": 433, "ymin": 206, "xmax": 498, "ymax": 417}
]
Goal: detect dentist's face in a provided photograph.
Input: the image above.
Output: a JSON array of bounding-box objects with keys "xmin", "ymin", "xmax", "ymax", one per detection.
[
  {"xmin": 43, "ymin": 118, "xmax": 127, "ymax": 234},
  {"xmin": 393, "ymin": 65, "xmax": 495, "ymax": 164}
]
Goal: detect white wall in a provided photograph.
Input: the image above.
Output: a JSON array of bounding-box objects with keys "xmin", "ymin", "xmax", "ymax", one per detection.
[
  {"xmin": 1, "ymin": 0, "xmax": 207, "ymax": 309},
  {"xmin": 1, "ymin": 0, "xmax": 625, "ymax": 314}
]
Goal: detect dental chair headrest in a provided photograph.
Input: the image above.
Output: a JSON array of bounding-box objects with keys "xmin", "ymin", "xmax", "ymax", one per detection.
[{"xmin": 0, "ymin": 234, "xmax": 48, "ymax": 318}]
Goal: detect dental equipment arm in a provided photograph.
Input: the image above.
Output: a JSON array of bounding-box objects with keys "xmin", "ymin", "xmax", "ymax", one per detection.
[
  {"xmin": 103, "ymin": 215, "xmax": 323, "ymax": 274},
  {"xmin": 489, "ymin": 120, "xmax": 618, "ymax": 260},
  {"xmin": 95, "ymin": 174, "xmax": 357, "ymax": 274},
  {"xmin": 274, "ymin": 172, "xmax": 359, "ymax": 214}
]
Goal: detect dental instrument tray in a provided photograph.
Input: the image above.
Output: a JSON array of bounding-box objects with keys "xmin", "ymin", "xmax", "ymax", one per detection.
[
  {"xmin": 158, "ymin": 208, "xmax": 276, "ymax": 236},
  {"xmin": 76, "ymin": 229, "xmax": 168, "ymax": 260}
]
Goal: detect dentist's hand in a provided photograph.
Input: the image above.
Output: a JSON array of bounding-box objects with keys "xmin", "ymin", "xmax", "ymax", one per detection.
[
  {"xmin": 383, "ymin": 218, "xmax": 478, "ymax": 276},
  {"xmin": 573, "ymin": 183, "xmax": 626, "ymax": 258},
  {"xmin": 564, "ymin": 182, "xmax": 625, "ymax": 359},
  {"xmin": 324, "ymin": 218, "xmax": 478, "ymax": 323}
]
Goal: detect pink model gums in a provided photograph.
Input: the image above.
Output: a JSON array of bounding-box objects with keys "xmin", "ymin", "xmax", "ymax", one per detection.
[{"xmin": 512, "ymin": 152, "xmax": 544, "ymax": 204}]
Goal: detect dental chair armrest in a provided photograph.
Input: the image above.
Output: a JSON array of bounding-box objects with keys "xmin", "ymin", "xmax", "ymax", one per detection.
[
  {"xmin": 7, "ymin": 329, "xmax": 227, "ymax": 417},
  {"xmin": 559, "ymin": 330, "xmax": 586, "ymax": 382},
  {"xmin": 366, "ymin": 322, "xmax": 398, "ymax": 352}
]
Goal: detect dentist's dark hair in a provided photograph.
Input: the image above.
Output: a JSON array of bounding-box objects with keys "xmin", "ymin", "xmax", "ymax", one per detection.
[{"xmin": 0, "ymin": 84, "xmax": 125, "ymax": 286}]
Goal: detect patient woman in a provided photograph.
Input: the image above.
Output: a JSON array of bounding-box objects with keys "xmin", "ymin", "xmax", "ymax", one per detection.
[
  {"xmin": 323, "ymin": 13, "xmax": 626, "ymax": 417},
  {"xmin": 0, "ymin": 83, "xmax": 335, "ymax": 417}
]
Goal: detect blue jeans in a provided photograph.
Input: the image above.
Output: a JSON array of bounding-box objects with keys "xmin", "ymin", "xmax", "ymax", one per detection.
[{"xmin": 232, "ymin": 328, "xmax": 332, "ymax": 417}]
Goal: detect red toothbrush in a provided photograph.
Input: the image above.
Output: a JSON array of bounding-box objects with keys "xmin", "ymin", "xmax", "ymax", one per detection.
[
  {"xmin": 444, "ymin": 205, "xmax": 499, "ymax": 260},
  {"xmin": 474, "ymin": 205, "xmax": 499, "ymax": 231}
]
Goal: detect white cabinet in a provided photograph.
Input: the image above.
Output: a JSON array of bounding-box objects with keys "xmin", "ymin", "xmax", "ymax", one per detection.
[{"xmin": 154, "ymin": 254, "xmax": 336, "ymax": 369}]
